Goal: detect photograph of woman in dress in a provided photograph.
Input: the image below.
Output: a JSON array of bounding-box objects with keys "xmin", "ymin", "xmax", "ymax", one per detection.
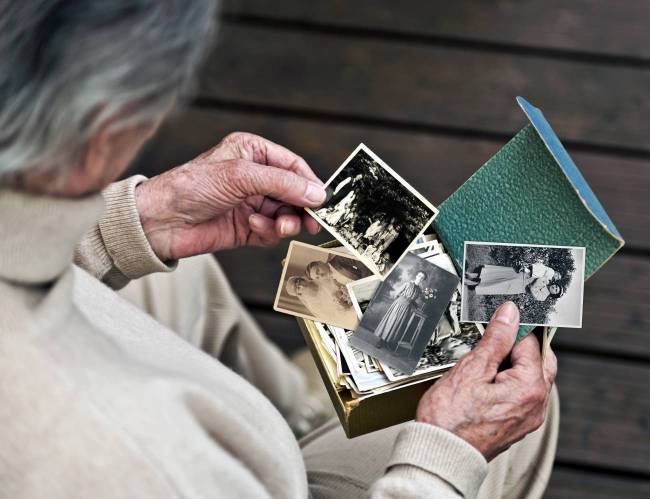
[
  {"xmin": 350, "ymin": 253, "xmax": 460, "ymax": 374},
  {"xmin": 464, "ymin": 262, "xmax": 564, "ymax": 301},
  {"xmin": 374, "ymin": 270, "xmax": 427, "ymax": 347},
  {"xmin": 461, "ymin": 242, "xmax": 585, "ymax": 327}
]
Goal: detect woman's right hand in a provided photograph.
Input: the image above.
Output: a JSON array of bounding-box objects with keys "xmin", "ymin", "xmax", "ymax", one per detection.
[
  {"xmin": 415, "ymin": 301, "xmax": 557, "ymax": 461},
  {"xmin": 135, "ymin": 132, "xmax": 325, "ymax": 261}
]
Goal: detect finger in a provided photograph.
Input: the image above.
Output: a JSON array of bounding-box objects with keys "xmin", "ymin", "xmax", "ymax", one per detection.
[
  {"xmin": 273, "ymin": 205, "xmax": 300, "ymax": 238},
  {"xmin": 227, "ymin": 160, "xmax": 326, "ymax": 208},
  {"xmin": 543, "ymin": 346, "xmax": 558, "ymax": 385},
  {"xmin": 471, "ymin": 301, "xmax": 520, "ymax": 373},
  {"xmin": 510, "ymin": 332, "xmax": 543, "ymax": 371},
  {"xmin": 257, "ymin": 197, "xmax": 283, "ymax": 218},
  {"xmin": 275, "ymin": 213, "xmax": 302, "ymax": 238},
  {"xmin": 248, "ymin": 214, "xmax": 281, "ymax": 246},
  {"xmin": 303, "ymin": 212, "xmax": 321, "ymax": 235},
  {"xmin": 227, "ymin": 132, "xmax": 323, "ymax": 185}
]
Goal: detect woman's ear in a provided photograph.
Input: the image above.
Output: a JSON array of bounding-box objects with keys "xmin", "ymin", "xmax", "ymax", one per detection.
[{"xmin": 66, "ymin": 120, "xmax": 159, "ymax": 196}]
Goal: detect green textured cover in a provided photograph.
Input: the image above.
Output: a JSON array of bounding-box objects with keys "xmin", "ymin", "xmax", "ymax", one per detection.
[{"xmin": 434, "ymin": 125, "xmax": 624, "ymax": 340}]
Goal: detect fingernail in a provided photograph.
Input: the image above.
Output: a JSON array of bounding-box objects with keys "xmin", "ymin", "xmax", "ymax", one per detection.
[
  {"xmin": 249, "ymin": 214, "xmax": 263, "ymax": 229},
  {"xmin": 493, "ymin": 301, "xmax": 518, "ymax": 325},
  {"xmin": 305, "ymin": 182, "xmax": 326, "ymax": 204},
  {"xmin": 280, "ymin": 219, "xmax": 295, "ymax": 236}
]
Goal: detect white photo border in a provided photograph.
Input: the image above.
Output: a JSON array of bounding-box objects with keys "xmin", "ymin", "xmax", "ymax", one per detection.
[
  {"xmin": 305, "ymin": 143, "xmax": 439, "ymax": 278},
  {"xmin": 460, "ymin": 241, "xmax": 586, "ymax": 328}
]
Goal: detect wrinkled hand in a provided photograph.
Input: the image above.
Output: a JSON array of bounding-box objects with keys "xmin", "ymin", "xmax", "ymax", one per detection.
[
  {"xmin": 135, "ymin": 132, "xmax": 326, "ymax": 261},
  {"xmin": 416, "ymin": 301, "xmax": 557, "ymax": 461}
]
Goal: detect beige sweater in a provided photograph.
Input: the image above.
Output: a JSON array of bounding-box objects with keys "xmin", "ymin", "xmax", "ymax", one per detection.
[{"xmin": 0, "ymin": 177, "xmax": 487, "ymax": 498}]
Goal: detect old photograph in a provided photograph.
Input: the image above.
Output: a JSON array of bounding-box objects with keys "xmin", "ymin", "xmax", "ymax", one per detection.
[
  {"xmin": 461, "ymin": 242, "xmax": 586, "ymax": 327},
  {"xmin": 274, "ymin": 241, "xmax": 374, "ymax": 329},
  {"xmin": 381, "ymin": 322, "xmax": 484, "ymax": 381},
  {"xmin": 346, "ymin": 275, "xmax": 381, "ymax": 321},
  {"xmin": 350, "ymin": 253, "xmax": 460, "ymax": 374},
  {"xmin": 306, "ymin": 144, "xmax": 438, "ymax": 277}
]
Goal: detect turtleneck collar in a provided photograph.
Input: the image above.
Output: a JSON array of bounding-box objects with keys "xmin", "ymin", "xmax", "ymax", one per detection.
[{"xmin": 0, "ymin": 188, "xmax": 104, "ymax": 284}]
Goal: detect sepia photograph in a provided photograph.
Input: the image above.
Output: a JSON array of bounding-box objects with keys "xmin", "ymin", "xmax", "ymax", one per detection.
[
  {"xmin": 350, "ymin": 253, "xmax": 460, "ymax": 374},
  {"xmin": 274, "ymin": 241, "xmax": 374, "ymax": 329},
  {"xmin": 306, "ymin": 144, "xmax": 438, "ymax": 277},
  {"xmin": 461, "ymin": 242, "xmax": 586, "ymax": 327}
]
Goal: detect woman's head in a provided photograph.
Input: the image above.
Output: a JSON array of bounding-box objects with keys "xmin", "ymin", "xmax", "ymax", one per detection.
[
  {"xmin": 306, "ymin": 261, "xmax": 331, "ymax": 280},
  {"xmin": 286, "ymin": 276, "xmax": 307, "ymax": 297},
  {"xmin": 0, "ymin": 0, "xmax": 217, "ymax": 194},
  {"xmin": 548, "ymin": 282, "xmax": 565, "ymax": 299},
  {"xmin": 440, "ymin": 336, "xmax": 472, "ymax": 361},
  {"xmin": 414, "ymin": 270, "xmax": 427, "ymax": 284}
]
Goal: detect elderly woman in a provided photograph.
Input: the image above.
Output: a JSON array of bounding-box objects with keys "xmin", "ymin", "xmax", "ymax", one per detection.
[{"xmin": 0, "ymin": 2, "xmax": 559, "ymax": 499}]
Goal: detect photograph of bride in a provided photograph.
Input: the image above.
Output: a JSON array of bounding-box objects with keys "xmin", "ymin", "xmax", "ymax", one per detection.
[
  {"xmin": 274, "ymin": 242, "xmax": 374, "ymax": 329},
  {"xmin": 461, "ymin": 242, "xmax": 586, "ymax": 327},
  {"xmin": 306, "ymin": 144, "xmax": 437, "ymax": 278}
]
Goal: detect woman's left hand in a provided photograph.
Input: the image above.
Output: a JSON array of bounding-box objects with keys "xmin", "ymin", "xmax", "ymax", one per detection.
[{"xmin": 134, "ymin": 132, "xmax": 325, "ymax": 261}]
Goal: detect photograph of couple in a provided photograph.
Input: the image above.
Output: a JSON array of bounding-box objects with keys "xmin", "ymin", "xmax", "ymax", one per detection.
[
  {"xmin": 461, "ymin": 242, "xmax": 586, "ymax": 327},
  {"xmin": 274, "ymin": 242, "xmax": 374, "ymax": 330},
  {"xmin": 307, "ymin": 144, "xmax": 437, "ymax": 277}
]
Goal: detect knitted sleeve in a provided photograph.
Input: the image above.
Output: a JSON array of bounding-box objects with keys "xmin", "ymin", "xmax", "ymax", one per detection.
[{"xmin": 74, "ymin": 175, "xmax": 176, "ymax": 289}]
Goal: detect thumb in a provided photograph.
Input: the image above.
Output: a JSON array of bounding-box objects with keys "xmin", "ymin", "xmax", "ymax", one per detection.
[
  {"xmin": 226, "ymin": 160, "xmax": 326, "ymax": 208},
  {"xmin": 472, "ymin": 301, "xmax": 520, "ymax": 374}
]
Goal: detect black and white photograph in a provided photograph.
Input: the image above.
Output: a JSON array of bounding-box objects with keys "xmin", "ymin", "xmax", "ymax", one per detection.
[
  {"xmin": 346, "ymin": 275, "xmax": 381, "ymax": 321},
  {"xmin": 274, "ymin": 241, "xmax": 374, "ymax": 330},
  {"xmin": 461, "ymin": 242, "xmax": 586, "ymax": 327},
  {"xmin": 349, "ymin": 253, "xmax": 460, "ymax": 374},
  {"xmin": 381, "ymin": 322, "xmax": 484, "ymax": 382},
  {"xmin": 306, "ymin": 144, "xmax": 438, "ymax": 277}
]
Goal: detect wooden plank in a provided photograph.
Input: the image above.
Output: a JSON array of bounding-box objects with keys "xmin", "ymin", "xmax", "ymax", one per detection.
[
  {"xmin": 199, "ymin": 24, "xmax": 650, "ymax": 152},
  {"xmin": 545, "ymin": 466, "xmax": 650, "ymax": 499},
  {"xmin": 554, "ymin": 353, "xmax": 650, "ymax": 474},
  {"xmin": 223, "ymin": 0, "xmax": 650, "ymax": 61},
  {"xmin": 551, "ymin": 254, "xmax": 650, "ymax": 360},
  {"xmin": 132, "ymin": 108, "xmax": 650, "ymax": 250}
]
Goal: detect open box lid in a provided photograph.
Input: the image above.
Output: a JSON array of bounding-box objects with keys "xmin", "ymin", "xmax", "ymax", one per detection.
[{"xmin": 433, "ymin": 97, "xmax": 624, "ymax": 340}]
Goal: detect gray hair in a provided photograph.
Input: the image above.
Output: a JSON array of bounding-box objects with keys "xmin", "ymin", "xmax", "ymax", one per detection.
[{"xmin": 0, "ymin": 0, "xmax": 217, "ymax": 179}]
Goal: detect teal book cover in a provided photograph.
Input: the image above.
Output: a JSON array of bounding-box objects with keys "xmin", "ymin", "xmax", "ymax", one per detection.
[{"xmin": 434, "ymin": 97, "xmax": 624, "ymax": 340}]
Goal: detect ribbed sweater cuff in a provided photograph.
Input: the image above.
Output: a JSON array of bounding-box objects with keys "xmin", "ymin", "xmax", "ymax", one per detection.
[
  {"xmin": 99, "ymin": 175, "xmax": 176, "ymax": 279},
  {"xmin": 386, "ymin": 422, "xmax": 488, "ymax": 498}
]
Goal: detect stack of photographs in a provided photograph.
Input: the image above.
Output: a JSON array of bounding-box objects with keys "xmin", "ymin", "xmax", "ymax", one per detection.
[
  {"xmin": 274, "ymin": 144, "xmax": 487, "ymax": 398},
  {"xmin": 273, "ymin": 143, "xmax": 586, "ymax": 403},
  {"xmin": 295, "ymin": 234, "xmax": 485, "ymax": 399}
]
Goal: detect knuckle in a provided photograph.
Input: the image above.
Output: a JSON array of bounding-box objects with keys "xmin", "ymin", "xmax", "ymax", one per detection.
[
  {"xmin": 223, "ymin": 131, "xmax": 251, "ymax": 144},
  {"xmin": 226, "ymin": 161, "xmax": 256, "ymax": 192},
  {"xmin": 487, "ymin": 321, "xmax": 516, "ymax": 339}
]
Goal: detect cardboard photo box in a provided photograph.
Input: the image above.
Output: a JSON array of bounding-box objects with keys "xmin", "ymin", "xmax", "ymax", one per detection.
[{"xmin": 296, "ymin": 97, "xmax": 624, "ymax": 437}]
